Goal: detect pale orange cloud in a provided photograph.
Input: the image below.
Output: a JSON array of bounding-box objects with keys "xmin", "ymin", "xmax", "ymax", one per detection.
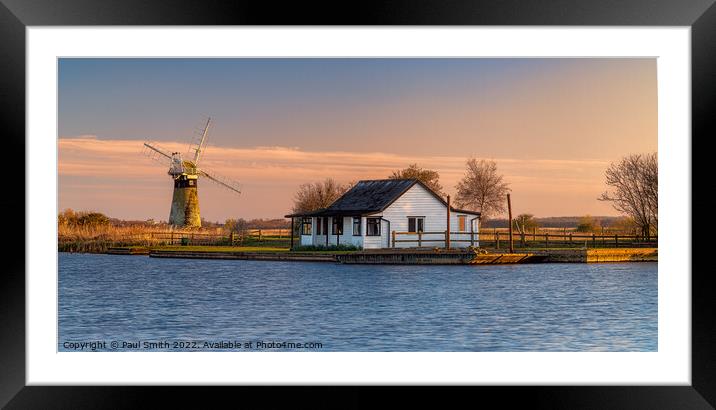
[{"xmin": 58, "ymin": 137, "xmax": 621, "ymax": 221}]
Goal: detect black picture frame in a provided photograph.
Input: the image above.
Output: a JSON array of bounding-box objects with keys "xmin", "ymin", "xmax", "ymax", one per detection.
[{"xmin": 2, "ymin": 1, "xmax": 713, "ymax": 408}]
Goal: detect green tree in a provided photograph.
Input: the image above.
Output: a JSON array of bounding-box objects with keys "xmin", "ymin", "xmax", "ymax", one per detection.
[
  {"xmin": 224, "ymin": 218, "xmax": 248, "ymax": 233},
  {"xmin": 76, "ymin": 212, "xmax": 110, "ymax": 227},
  {"xmin": 575, "ymin": 215, "xmax": 600, "ymax": 233},
  {"xmin": 514, "ymin": 214, "xmax": 539, "ymax": 234},
  {"xmin": 389, "ymin": 164, "xmax": 444, "ymax": 196}
]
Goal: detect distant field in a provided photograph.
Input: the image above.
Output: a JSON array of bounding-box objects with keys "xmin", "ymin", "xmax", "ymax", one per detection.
[{"xmin": 482, "ymin": 216, "xmax": 626, "ymax": 229}]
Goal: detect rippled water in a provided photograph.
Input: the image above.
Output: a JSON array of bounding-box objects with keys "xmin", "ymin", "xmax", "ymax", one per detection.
[{"xmin": 58, "ymin": 253, "xmax": 657, "ymax": 351}]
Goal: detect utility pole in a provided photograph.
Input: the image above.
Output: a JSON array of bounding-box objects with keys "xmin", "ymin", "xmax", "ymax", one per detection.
[
  {"xmin": 507, "ymin": 193, "xmax": 514, "ymax": 253},
  {"xmin": 446, "ymin": 195, "xmax": 451, "ymax": 249}
]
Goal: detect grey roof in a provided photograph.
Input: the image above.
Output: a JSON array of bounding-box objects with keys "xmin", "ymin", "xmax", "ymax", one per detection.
[
  {"xmin": 327, "ymin": 179, "xmax": 416, "ymax": 213},
  {"xmin": 286, "ymin": 179, "xmax": 481, "ymax": 218}
]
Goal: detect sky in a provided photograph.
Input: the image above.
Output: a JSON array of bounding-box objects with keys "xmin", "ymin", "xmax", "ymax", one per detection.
[{"xmin": 58, "ymin": 58, "xmax": 657, "ymax": 221}]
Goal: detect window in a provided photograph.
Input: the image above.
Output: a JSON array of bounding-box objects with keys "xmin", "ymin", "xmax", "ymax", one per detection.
[
  {"xmin": 332, "ymin": 217, "xmax": 343, "ymax": 235},
  {"xmin": 316, "ymin": 217, "xmax": 330, "ymax": 235},
  {"xmin": 366, "ymin": 218, "xmax": 381, "ymax": 236},
  {"xmin": 407, "ymin": 217, "xmax": 425, "ymax": 233},
  {"xmin": 301, "ymin": 217, "xmax": 312, "ymax": 235},
  {"xmin": 458, "ymin": 215, "xmax": 466, "ymax": 232},
  {"xmin": 353, "ymin": 217, "xmax": 362, "ymax": 236}
]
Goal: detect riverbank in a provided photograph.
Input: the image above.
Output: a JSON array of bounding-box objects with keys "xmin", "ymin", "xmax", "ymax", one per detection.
[
  {"xmin": 99, "ymin": 246, "xmax": 657, "ymax": 264},
  {"xmin": 59, "ymin": 253, "xmax": 658, "ymax": 351}
]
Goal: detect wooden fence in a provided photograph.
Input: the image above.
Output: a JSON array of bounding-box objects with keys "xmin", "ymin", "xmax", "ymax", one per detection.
[
  {"xmin": 392, "ymin": 230, "xmax": 658, "ymax": 249},
  {"xmin": 96, "ymin": 229, "xmax": 291, "ymax": 246}
]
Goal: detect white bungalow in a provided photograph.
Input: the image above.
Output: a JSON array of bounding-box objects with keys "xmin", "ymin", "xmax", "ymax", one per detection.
[{"xmin": 286, "ymin": 179, "xmax": 481, "ymax": 249}]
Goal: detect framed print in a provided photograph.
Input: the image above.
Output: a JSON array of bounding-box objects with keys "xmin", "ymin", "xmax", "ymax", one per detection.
[{"xmin": 3, "ymin": 0, "xmax": 714, "ymax": 408}]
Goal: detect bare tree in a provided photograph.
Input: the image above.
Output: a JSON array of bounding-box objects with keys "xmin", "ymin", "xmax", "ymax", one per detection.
[
  {"xmin": 389, "ymin": 163, "xmax": 444, "ymax": 196},
  {"xmin": 598, "ymin": 152, "xmax": 658, "ymax": 238},
  {"xmin": 292, "ymin": 178, "xmax": 351, "ymax": 214},
  {"xmin": 454, "ymin": 158, "xmax": 511, "ymax": 219}
]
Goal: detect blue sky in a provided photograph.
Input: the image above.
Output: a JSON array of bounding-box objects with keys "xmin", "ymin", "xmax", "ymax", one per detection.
[{"xmin": 58, "ymin": 58, "xmax": 657, "ymax": 220}]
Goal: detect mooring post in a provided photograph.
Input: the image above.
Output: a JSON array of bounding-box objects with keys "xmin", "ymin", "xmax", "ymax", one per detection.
[
  {"xmin": 392, "ymin": 231, "xmax": 396, "ymax": 248},
  {"xmin": 418, "ymin": 231, "xmax": 423, "ymax": 247},
  {"xmin": 507, "ymin": 193, "xmax": 514, "ymax": 253},
  {"xmin": 446, "ymin": 195, "xmax": 451, "ymax": 249},
  {"xmin": 290, "ymin": 217, "xmax": 294, "ymax": 250}
]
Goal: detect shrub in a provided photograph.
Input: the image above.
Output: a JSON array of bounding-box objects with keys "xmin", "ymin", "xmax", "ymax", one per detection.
[
  {"xmin": 292, "ymin": 244, "xmax": 361, "ymax": 252},
  {"xmin": 575, "ymin": 215, "xmax": 600, "ymax": 233},
  {"xmin": 76, "ymin": 212, "xmax": 110, "ymax": 227}
]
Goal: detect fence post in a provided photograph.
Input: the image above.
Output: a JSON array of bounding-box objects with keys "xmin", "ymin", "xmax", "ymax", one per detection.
[
  {"xmin": 496, "ymin": 232, "xmax": 500, "ymax": 250},
  {"xmin": 569, "ymin": 233, "xmax": 573, "ymax": 245},
  {"xmin": 259, "ymin": 229, "xmax": 262, "ymax": 242},
  {"xmin": 418, "ymin": 231, "xmax": 423, "ymax": 247},
  {"xmin": 392, "ymin": 231, "xmax": 396, "ymax": 248},
  {"xmin": 592, "ymin": 233, "xmax": 596, "ymax": 247},
  {"xmin": 470, "ymin": 231, "xmax": 474, "ymax": 247},
  {"xmin": 615, "ymin": 234, "xmax": 618, "ymax": 247},
  {"xmin": 521, "ymin": 232, "xmax": 525, "ymax": 248},
  {"xmin": 545, "ymin": 233, "xmax": 549, "ymax": 248}
]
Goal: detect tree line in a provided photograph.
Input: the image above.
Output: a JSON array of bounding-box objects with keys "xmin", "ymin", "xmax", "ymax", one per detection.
[
  {"xmin": 292, "ymin": 158, "xmax": 511, "ymax": 219},
  {"xmin": 291, "ymin": 152, "xmax": 658, "ymax": 239}
]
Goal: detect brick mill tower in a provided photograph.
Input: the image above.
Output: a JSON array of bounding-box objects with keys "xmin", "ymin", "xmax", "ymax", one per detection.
[{"xmin": 143, "ymin": 117, "xmax": 241, "ymax": 227}]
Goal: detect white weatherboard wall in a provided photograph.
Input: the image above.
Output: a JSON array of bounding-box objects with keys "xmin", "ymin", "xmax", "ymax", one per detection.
[
  {"xmin": 377, "ymin": 184, "xmax": 479, "ymax": 249},
  {"xmin": 309, "ymin": 216, "xmax": 364, "ymax": 248}
]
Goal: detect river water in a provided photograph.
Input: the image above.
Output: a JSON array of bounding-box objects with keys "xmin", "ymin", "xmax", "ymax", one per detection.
[{"xmin": 58, "ymin": 253, "xmax": 657, "ymax": 352}]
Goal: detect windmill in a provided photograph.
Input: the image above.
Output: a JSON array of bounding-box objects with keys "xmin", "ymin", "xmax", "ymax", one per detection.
[{"xmin": 143, "ymin": 117, "xmax": 241, "ymax": 227}]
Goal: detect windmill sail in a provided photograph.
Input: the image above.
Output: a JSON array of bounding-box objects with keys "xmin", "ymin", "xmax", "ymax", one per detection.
[
  {"xmin": 187, "ymin": 117, "xmax": 212, "ymax": 167},
  {"xmin": 198, "ymin": 169, "xmax": 241, "ymax": 194},
  {"xmin": 143, "ymin": 142, "xmax": 174, "ymax": 167}
]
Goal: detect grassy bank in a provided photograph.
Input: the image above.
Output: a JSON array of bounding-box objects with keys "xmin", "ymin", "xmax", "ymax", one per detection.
[{"xmin": 106, "ymin": 245, "xmax": 359, "ymax": 255}]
